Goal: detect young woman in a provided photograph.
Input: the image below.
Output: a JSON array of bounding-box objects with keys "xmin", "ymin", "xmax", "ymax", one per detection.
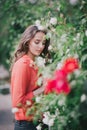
[{"xmin": 10, "ymin": 25, "xmax": 50, "ymax": 130}]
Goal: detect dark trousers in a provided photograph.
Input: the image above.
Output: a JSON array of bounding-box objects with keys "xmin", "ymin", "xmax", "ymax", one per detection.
[
  {"xmin": 14, "ymin": 120, "xmax": 37, "ymax": 130},
  {"xmin": 14, "ymin": 120, "xmax": 48, "ymax": 130}
]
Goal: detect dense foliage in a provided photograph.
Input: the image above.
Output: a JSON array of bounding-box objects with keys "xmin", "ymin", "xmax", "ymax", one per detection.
[
  {"xmin": 1, "ymin": 0, "xmax": 87, "ymax": 129},
  {"xmin": 0, "ymin": 0, "xmax": 87, "ymax": 69}
]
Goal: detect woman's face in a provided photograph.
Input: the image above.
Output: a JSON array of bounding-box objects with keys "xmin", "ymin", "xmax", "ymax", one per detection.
[{"xmin": 28, "ymin": 32, "xmax": 46, "ymax": 60}]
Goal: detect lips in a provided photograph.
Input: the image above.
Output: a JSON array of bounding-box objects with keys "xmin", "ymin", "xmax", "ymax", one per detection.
[{"xmin": 36, "ymin": 50, "xmax": 42, "ymax": 53}]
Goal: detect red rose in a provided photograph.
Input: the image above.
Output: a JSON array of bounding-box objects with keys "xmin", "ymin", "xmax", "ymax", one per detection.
[
  {"xmin": 45, "ymin": 78, "xmax": 71, "ymax": 95},
  {"xmin": 55, "ymin": 80, "xmax": 71, "ymax": 94},
  {"xmin": 62, "ymin": 57, "xmax": 79, "ymax": 74},
  {"xmin": 55, "ymin": 69, "xmax": 67, "ymax": 80},
  {"xmin": 44, "ymin": 79, "xmax": 56, "ymax": 94}
]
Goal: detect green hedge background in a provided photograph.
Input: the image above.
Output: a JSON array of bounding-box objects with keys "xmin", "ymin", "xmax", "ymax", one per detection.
[{"xmin": 0, "ymin": 0, "xmax": 87, "ymax": 129}]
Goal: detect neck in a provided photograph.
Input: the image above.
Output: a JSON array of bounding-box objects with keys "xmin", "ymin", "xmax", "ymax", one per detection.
[{"xmin": 27, "ymin": 52, "xmax": 35, "ymax": 61}]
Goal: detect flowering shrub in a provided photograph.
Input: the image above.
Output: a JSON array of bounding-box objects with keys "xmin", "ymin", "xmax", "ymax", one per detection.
[
  {"xmin": 12, "ymin": 7, "xmax": 87, "ymax": 128},
  {"xmin": 12, "ymin": 56, "xmax": 84, "ymax": 130},
  {"xmin": 45, "ymin": 57, "xmax": 79, "ymax": 95},
  {"xmin": 37, "ymin": 14, "xmax": 86, "ymax": 129},
  {"xmin": 25, "ymin": 57, "xmax": 82, "ymax": 130}
]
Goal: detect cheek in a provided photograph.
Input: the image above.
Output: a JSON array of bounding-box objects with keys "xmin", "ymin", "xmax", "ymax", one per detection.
[{"xmin": 29, "ymin": 43, "xmax": 35, "ymax": 49}]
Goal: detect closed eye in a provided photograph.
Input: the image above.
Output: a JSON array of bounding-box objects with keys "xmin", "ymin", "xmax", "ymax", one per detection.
[
  {"xmin": 35, "ymin": 41, "xmax": 39, "ymax": 44},
  {"xmin": 34, "ymin": 40, "xmax": 40, "ymax": 44}
]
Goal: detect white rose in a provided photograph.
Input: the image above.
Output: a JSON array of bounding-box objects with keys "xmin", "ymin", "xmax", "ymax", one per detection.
[
  {"xmin": 55, "ymin": 108, "xmax": 60, "ymax": 116},
  {"xmin": 74, "ymin": 54, "xmax": 79, "ymax": 58},
  {"xmin": 36, "ymin": 57, "xmax": 45, "ymax": 67},
  {"xmin": 85, "ymin": 30, "xmax": 87, "ymax": 36},
  {"xmin": 61, "ymin": 34, "xmax": 67, "ymax": 43},
  {"xmin": 48, "ymin": 59, "xmax": 52, "ymax": 63},
  {"xmin": 77, "ymin": 33, "xmax": 80, "ymax": 37},
  {"xmin": 26, "ymin": 100, "xmax": 32, "ymax": 106},
  {"xmin": 35, "ymin": 20, "xmax": 41, "ymax": 26},
  {"xmin": 43, "ymin": 118, "xmax": 49, "ymax": 125},
  {"xmin": 46, "ymin": 32, "xmax": 52, "ymax": 39},
  {"xmin": 74, "ymin": 70, "xmax": 80, "ymax": 77},
  {"xmin": 48, "ymin": 118, "xmax": 54, "ymax": 126},
  {"xmin": 37, "ymin": 77, "xmax": 43, "ymax": 86},
  {"xmin": 50, "ymin": 17, "xmax": 57, "ymax": 25},
  {"xmin": 43, "ymin": 111, "xmax": 50, "ymax": 117},
  {"xmin": 28, "ymin": 0, "xmax": 37, "ymax": 4},
  {"xmin": 58, "ymin": 99, "xmax": 65, "ymax": 106},
  {"xmin": 57, "ymin": 6, "xmax": 60, "ymax": 11},
  {"xmin": 37, "ymin": 25, "xmax": 45, "ymax": 30},
  {"xmin": 73, "ymin": 37, "xmax": 76, "ymax": 41},
  {"xmin": 36, "ymin": 124, "xmax": 42, "ymax": 130},
  {"xmin": 66, "ymin": 49, "xmax": 70, "ymax": 54},
  {"xmin": 70, "ymin": 80, "xmax": 76, "ymax": 86},
  {"xmin": 43, "ymin": 112, "xmax": 55, "ymax": 126},
  {"xmin": 80, "ymin": 94, "xmax": 87, "ymax": 102},
  {"xmin": 69, "ymin": 0, "xmax": 78, "ymax": 5},
  {"xmin": 12, "ymin": 107, "xmax": 19, "ymax": 113},
  {"xmin": 35, "ymin": 96, "xmax": 42, "ymax": 103},
  {"xmin": 56, "ymin": 62, "xmax": 62, "ymax": 69},
  {"xmin": 48, "ymin": 45, "xmax": 52, "ymax": 50},
  {"xmin": 42, "ymin": 115, "xmax": 49, "ymax": 125}
]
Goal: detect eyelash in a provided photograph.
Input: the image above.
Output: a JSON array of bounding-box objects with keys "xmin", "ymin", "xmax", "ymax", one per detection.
[
  {"xmin": 35, "ymin": 42, "xmax": 39, "ymax": 44},
  {"xmin": 35, "ymin": 42, "xmax": 45, "ymax": 45}
]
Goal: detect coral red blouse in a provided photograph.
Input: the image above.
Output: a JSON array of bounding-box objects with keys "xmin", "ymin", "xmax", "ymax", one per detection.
[{"xmin": 11, "ymin": 55, "xmax": 38, "ymax": 120}]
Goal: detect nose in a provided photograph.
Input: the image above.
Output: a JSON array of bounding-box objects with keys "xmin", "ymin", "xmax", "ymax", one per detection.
[{"xmin": 39, "ymin": 43, "xmax": 44, "ymax": 49}]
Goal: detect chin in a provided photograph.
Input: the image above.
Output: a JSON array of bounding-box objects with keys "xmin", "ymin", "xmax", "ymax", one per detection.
[
  {"xmin": 34, "ymin": 53, "xmax": 41, "ymax": 56},
  {"xmin": 35, "ymin": 52, "xmax": 41, "ymax": 56}
]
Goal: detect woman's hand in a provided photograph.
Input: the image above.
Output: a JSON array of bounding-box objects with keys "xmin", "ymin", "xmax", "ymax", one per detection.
[{"xmin": 33, "ymin": 85, "xmax": 45, "ymax": 96}]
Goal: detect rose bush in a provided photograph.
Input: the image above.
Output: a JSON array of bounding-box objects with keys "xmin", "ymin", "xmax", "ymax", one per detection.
[{"xmin": 12, "ymin": 3, "xmax": 87, "ymax": 128}]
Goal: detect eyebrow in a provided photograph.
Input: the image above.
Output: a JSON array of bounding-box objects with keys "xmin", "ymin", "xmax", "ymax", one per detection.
[
  {"xmin": 35, "ymin": 39, "xmax": 41, "ymax": 41},
  {"xmin": 34, "ymin": 39, "xmax": 46, "ymax": 42}
]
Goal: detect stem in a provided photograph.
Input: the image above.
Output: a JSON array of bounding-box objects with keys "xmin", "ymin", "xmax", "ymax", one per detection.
[{"xmin": 49, "ymin": 126, "xmax": 51, "ymax": 130}]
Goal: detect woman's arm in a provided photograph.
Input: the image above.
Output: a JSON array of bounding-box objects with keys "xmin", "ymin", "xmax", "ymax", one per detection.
[
  {"xmin": 33, "ymin": 85, "xmax": 45, "ymax": 96},
  {"xmin": 11, "ymin": 61, "xmax": 34, "ymax": 106}
]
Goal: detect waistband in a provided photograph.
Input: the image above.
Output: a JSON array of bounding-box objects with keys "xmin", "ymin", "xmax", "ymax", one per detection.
[{"xmin": 15, "ymin": 120, "xmax": 33, "ymax": 124}]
